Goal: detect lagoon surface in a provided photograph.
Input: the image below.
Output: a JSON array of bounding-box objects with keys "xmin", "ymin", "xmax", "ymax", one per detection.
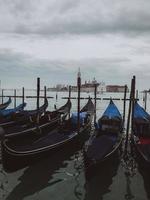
[{"xmin": 0, "ymin": 91, "xmax": 150, "ymax": 200}]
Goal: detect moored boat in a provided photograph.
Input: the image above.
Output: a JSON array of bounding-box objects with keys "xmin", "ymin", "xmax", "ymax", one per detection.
[
  {"xmin": 3, "ymin": 98, "xmax": 71, "ymax": 138},
  {"xmin": 0, "ymin": 99, "xmax": 48, "ymax": 127},
  {"xmin": 83, "ymin": 99, "xmax": 123, "ymax": 178},
  {"xmin": 0, "ymin": 97, "xmax": 11, "ymax": 110},
  {"xmin": 0, "ymin": 102, "xmax": 26, "ymax": 118},
  {"xmin": 131, "ymin": 101, "xmax": 150, "ymax": 166},
  {"xmin": 1, "ymin": 98, "xmax": 94, "ymax": 171}
]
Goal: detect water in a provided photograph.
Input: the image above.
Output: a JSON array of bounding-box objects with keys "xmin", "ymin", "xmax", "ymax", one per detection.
[{"xmin": 0, "ymin": 91, "xmax": 150, "ymax": 200}]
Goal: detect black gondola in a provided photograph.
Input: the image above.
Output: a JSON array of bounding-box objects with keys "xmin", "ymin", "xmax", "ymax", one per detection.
[
  {"xmin": 1, "ymin": 98, "xmax": 94, "ymax": 171},
  {"xmin": 0, "ymin": 97, "xmax": 11, "ymax": 110},
  {"xmin": 83, "ymin": 99, "xmax": 123, "ymax": 176},
  {"xmin": 0, "ymin": 98, "xmax": 48, "ymax": 127},
  {"xmin": 0, "ymin": 102, "xmax": 26, "ymax": 119},
  {"xmin": 2, "ymin": 99, "xmax": 71, "ymax": 138},
  {"xmin": 131, "ymin": 102, "xmax": 150, "ymax": 165}
]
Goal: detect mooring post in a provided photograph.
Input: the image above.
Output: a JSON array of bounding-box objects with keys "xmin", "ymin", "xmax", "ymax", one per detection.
[
  {"xmin": 22, "ymin": 87, "xmax": 25, "ymax": 105},
  {"xmin": 123, "ymin": 85, "xmax": 127, "ymax": 129},
  {"xmin": 44, "ymin": 86, "xmax": 47, "ymax": 114},
  {"xmin": 69, "ymin": 85, "xmax": 71, "ymax": 119},
  {"xmin": 94, "ymin": 83, "xmax": 97, "ymax": 124},
  {"xmin": 69, "ymin": 85, "xmax": 71, "ymax": 99},
  {"xmin": 44, "ymin": 86, "xmax": 47, "ymax": 103},
  {"xmin": 77, "ymin": 69, "xmax": 81, "ymax": 133},
  {"xmin": 125, "ymin": 78, "xmax": 133, "ymax": 155},
  {"xmin": 144, "ymin": 91, "xmax": 147, "ymax": 111},
  {"xmin": 14, "ymin": 89, "xmax": 16, "ymax": 108},
  {"xmin": 36, "ymin": 77, "xmax": 40, "ymax": 124},
  {"xmin": 2, "ymin": 89, "xmax": 4, "ymax": 104},
  {"xmin": 136, "ymin": 89, "xmax": 138, "ymax": 99},
  {"xmin": 131, "ymin": 76, "xmax": 136, "ymax": 138},
  {"xmin": 37, "ymin": 77, "xmax": 40, "ymax": 111},
  {"xmin": 56, "ymin": 92, "xmax": 58, "ymax": 102}
]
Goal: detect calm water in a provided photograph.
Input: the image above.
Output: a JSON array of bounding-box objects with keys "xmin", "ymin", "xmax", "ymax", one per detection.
[{"xmin": 0, "ymin": 91, "xmax": 150, "ymax": 200}]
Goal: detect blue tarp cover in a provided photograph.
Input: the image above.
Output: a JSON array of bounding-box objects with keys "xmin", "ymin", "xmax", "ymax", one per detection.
[
  {"xmin": 71, "ymin": 112, "xmax": 87, "ymax": 125},
  {"xmin": 102, "ymin": 100, "xmax": 122, "ymax": 119},
  {"xmin": 0, "ymin": 102, "xmax": 26, "ymax": 117},
  {"xmin": 134, "ymin": 102, "xmax": 150, "ymax": 120}
]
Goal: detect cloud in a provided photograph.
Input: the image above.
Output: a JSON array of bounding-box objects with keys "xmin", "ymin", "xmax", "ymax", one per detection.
[
  {"xmin": 0, "ymin": 1, "xmax": 150, "ymax": 91},
  {"xmin": 0, "ymin": 48, "xmax": 149, "ymax": 90},
  {"xmin": 0, "ymin": 48, "xmax": 77, "ymax": 88},
  {"xmin": 0, "ymin": 0, "xmax": 150, "ymax": 36}
]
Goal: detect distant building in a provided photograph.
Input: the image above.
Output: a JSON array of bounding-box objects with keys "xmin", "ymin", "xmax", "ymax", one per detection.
[
  {"xmin": 106, "ymin": 85, "xmax": 128, "ymax": 92},
  {"xmin": 72, "ymin": 78, "xmax": 106, "ymax": 93},
  {"xmin": 47, "ymin": 70, "xmax": 107, "ymax": 93},
  {"xmin": 81, "ymin": 78, "xmax": 97, "ymax": 92},
  {"xmin": 47, "ymin": 84, "xmax": 69, "ymax": 92}
]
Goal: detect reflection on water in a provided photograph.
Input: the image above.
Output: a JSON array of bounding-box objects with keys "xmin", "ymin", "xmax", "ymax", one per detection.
[
  {"xmin": 0, "ymin": 167, "xmax": 8, "ymax": 199},
  {"xmin": 124, "ymin": 172, "xmax": 135, "ymax": 200},
  {"xmin": 1, "ymin": 136, "xmax": 150, "ymax": 200},
  {"xmin": 138, "ymin": 165, "xmax": 150, "ymax": 200},
  {"xmin": 3, "ymin": 148, "xmax": 79, "ymax": 200},
  {"xmin": 84, "ymin": 155, "xmax": 120, "ymax": 200},
  {"xmin": 73, "ymin": 151, "xmax": 85, "ymax": 200},
  {"xmin": 122, "ymin": 142, "xmax": 137, "ymax": 200}
]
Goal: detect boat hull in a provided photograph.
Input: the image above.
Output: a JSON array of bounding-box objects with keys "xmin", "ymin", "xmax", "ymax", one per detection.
[
  {"xmin": 1, "ymin": 98, "xmax": 94, "ymax": 172},
  {"xmin": 131, "ymin": 136, "xmax": 150, "ymax": 168},
  {"xmin": 83, "ymin": 135, "xmax": 123, "ymax": 179},
  {"xmin": 2, "ymin": 124, "xmax": 92, "ymax": 172}
]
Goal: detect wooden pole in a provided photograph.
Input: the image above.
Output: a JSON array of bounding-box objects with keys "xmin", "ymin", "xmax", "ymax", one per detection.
[
  {"xmin": 77, "ymin": 70, "xmax": 81, "ymax": 133},
  {"xmin": 125, "ymin": 78, "xmax": 133, "ymax": 154},
  {"xmin": 131, "ymin": 76, "xmax": 136, "ymax": 135},
  {"xmin": 94, "ymin": 84, "xmax": 97, "ymax": 124},
  {"xmin": 44, "ymin": 86, "xmax": 47, "ymax": 103},
  {"xmin": 44, "ymin": 86, "xmax": 47, "ymax": 114},
  {"xmin": 37, "ymin": 77, "xmax": 40, "ymax": 110},
  {"xmin": 56, "ymin": 92, "xmax": 58, "ymax": 102},
  {"xmin": 123, "ymin": 85, "xmax": 127, "ymax": 128},
  {"xmin": 2, "ymin": 89, "xmax": 4, "ymax": 104},
  {"xmin": 69, "ymin": 85, "xmax": 71, "ymax": 119},
  {"xmin": 136, "ymin": 90, "xmax": 138, "ymax": 99},
  {"xmin": 14, "ymin": 89, "xmax": 16, "ymax": 108},
  {"xmin": 22, "ymin": 87, "xmax": 25, "ymax": 104},
  {"xmin": 144, "ymin": 91, "xmax": 147, "ymax": 111},
  {"xmin": 69, "ymin": 85, "xmax": 71, "ymax": 99}
]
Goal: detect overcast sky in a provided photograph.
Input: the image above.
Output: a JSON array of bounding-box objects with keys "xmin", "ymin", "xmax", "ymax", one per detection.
[{"xmin": 0, "ymin": 0, "xmax": 150, "ymax": 90}]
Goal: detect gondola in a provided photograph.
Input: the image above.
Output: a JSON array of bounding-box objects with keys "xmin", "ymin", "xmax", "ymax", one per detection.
[
  {"xmin": 0, "ymin": 97, "xmax": 11, "ymax": 110},
  {"xmin": 0, "ymin": 102, "xmax": 26, "ymax": 118},
  {"xmin": 131, "ymin": 102, "xmax": 150, "ymax": 165},
  {"xmin": 2, "ymin": 98, "xmax": 71, "ymax": 138},
  {"xmin": 83, "ymin": 99, "xmax": 123, "ymax": 176},
  {"xmin": 1, "ymin": 98, "xmax": 94, "ymax": 171},
  {"xmin": 0, "ymin": 99, "xmax": 48, "ymax": 127}
]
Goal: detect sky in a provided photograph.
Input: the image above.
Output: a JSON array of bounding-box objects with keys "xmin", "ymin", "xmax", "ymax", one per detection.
[{"xmin": 0, "ymin": 0, "xmax": 150, "ymax": 90}]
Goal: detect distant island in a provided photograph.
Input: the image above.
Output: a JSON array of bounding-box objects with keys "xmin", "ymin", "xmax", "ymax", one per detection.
[{"xmin": 47, "ymin": 78, "xmax": 129, "ymax": 93}]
